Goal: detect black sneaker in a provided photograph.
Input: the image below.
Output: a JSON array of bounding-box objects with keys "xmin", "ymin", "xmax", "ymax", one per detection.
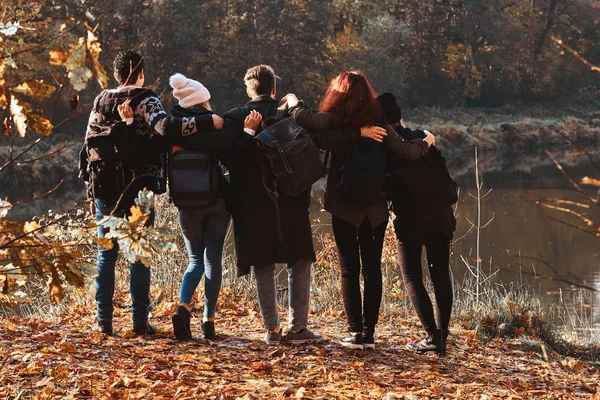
[
  {"xmin": 407, "ymin": 329, "xmax": 444, "ymax": 356},
  {"xmin": 172, "ymin": 306, "xmax": 192, "ymax": 341},
  {"xmin": 340, "ymin": 333, "xmax": 363, "ymax": 350},
  {"xmin": 133, "ymin": 321, "xmax": 157, "ymax": 336},
  {"xmin": 90, "ymin": 320, "xmax": 113, "ymax": 335},
  {"xmin": 362, "ymin": 332, "xmax": 375, "ymax": 350},
  {"xmin": 201, "ymin": 320, "xmax": 215, "ymax": 340}
]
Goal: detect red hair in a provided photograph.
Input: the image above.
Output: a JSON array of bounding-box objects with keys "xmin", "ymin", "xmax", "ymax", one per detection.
[{"xmin": 319, "ymin": 71, "xmax": 382, "ymax": 128}]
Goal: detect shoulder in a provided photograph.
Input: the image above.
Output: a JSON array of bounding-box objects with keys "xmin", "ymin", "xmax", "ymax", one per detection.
[
  {"xmin": 223, "ymin": 106, "xmax": 248, "ymax": 121},
  {"xmin": 130, "ymin": 88, "xmax": 159, "ymax": 106}
]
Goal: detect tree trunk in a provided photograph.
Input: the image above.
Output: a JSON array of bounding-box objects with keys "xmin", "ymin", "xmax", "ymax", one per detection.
[{"xmin": 534, "ymin": 0, "xmax": 558, "ymax": 60}]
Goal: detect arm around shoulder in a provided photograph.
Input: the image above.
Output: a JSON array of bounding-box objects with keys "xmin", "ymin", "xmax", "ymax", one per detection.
[{"xmin": 383, "ymin": 124, "xmax": 429, "ymax": 161}]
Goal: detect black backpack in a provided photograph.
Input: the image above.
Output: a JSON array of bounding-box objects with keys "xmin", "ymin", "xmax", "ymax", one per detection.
[
  {"xmin": 254, "ymin": 117, "xmax": 324, "ymax": 197},
  {"xmin": 82, "ymin": 121, "xmax": 142, "ymax": 205},
  {"xmin": 335, "ymin": 138, "xmax": 388, "ymax": 207},
  {"xmin": 388, "ymin": 145, "xmax": 458, "ymax": 214},
  {"xmin": 168, "ymin": 148, "xmax": 220, "ymax": 209}
]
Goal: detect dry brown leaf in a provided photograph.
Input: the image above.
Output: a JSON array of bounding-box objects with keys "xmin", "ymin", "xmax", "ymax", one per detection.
[
  {"xmin": 49, "ymin": 44, "xmax": 68, "ymax": 66},
  {"xmin": 86, "ymin": 30, "xmax": 109, "ymax": 88},
  {"xmin": 12, "ymin": 80, "xmax": 56, "ymax": 101}
]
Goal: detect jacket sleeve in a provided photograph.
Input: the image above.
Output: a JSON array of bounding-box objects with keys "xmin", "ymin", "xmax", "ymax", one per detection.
[
  {"xmin": 134, "ymin": 92, "xmax": 216, "ymax": 139},
  {"xmin": 288, "ymin": 104, "xmax": 336, "ymax": 130},
  {"xmin": 397, "ymin": 125, "xmax": 426, "ymax": 141},
  {"xmin": 135, "ymin": 93, "xmax": 235, "ymax": 152},
  {"xmin": 383, "ymin": 124, "xmax": 429, "ymax": 161}
]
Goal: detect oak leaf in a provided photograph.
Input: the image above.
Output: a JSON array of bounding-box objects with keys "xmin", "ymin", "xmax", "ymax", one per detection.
[{"xmin": 12, "ymin": 80, "xmax": 56, "ymax": 101}]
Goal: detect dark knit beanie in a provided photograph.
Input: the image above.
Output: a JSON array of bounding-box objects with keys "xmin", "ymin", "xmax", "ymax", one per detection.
[{"xmin": 377, "ymin": 92, "xmax": 402, "ymax": 123}]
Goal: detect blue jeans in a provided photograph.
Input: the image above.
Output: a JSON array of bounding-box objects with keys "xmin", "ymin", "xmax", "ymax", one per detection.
[
  {"xmin": 95, "ymin": 199, "xmax": 155, "ymax": 325},
  {"xmin": 178, "ymin": 198, "xmax": 230, "ymax": 319}
]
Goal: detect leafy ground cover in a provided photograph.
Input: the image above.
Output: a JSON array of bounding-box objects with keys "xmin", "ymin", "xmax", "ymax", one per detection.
[{"xmin": 1, "ymin": 290, "xmax": 598, "ymax": 399}]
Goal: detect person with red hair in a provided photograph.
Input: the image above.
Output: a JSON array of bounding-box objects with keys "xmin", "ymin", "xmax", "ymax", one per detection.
[{"xmin": 284, "ymin": 71, "xmax": 435, "ymax": 349}]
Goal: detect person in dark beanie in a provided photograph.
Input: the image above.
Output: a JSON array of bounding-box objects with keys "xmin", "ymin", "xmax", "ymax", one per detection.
[
  {"xmin": 82, "ymin": 50, "xmax": 230, "ymax": 337},
  {"xmin": 378, "ymin": 92, "xmax": 457, "ymax": 356}
]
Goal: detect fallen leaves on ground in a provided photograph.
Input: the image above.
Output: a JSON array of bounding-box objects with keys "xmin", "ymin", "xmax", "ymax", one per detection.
[{"xmin": 0, "ymin": 292, "xmax": 598, "ymax": 399}]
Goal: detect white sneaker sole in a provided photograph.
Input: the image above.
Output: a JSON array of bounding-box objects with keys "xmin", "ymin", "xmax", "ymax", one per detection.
[
  {"xmin": 363, "ymin": 343, "xmax": 375, "ymax": 350},
  {"xmin": 340, "ymin": 341, "xmax": 364, "ymax": 350}
]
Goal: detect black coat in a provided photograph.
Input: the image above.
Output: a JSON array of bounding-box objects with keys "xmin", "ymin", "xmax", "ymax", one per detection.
[
  {"xmin": 221, "ymin": 96, "xmax": 316, "ymax": 276},
  {"xmin": 388, "ymin": 126, "xmax": 457, "ymax": 244}
]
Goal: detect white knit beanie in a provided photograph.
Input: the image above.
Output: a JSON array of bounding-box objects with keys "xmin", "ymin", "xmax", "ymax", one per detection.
[{"xmin": 169, "ymin": 73, "xmax": 211, "ymax": 108}]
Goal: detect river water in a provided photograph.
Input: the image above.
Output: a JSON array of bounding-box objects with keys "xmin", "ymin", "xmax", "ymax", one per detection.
[{"xmin": 310, "ymin": 150, "xmax": 600, "ymax": 337}]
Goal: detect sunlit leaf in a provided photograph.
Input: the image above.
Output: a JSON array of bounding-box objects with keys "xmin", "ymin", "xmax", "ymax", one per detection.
[
  {"xmin": 65, "ymin": 38, "xmax": 92, "ymax": 91},
  {"xmin": 0, "ymin": 64, "xmax": 7, "ymax": 108},
  {"xmin": 95, "ymin": 237, "xmax": 114, "ymax": 250},
  {"xmin": 9, "ymin": 96, "xmax": 27, "ymax": 137},
  {"xmin": 1, "ymin": 49, "xmax": 17, "ymax": 69},
  {"xmin": 0, "ymin": 22, "xmax": 22, "ymax": 36},
  {"xmin": 581, "ymin": 176, "xmax": 600, "ymax": 187},
  {"xmin": 13, "ymin": 80, "xmax": 56, "ymax": 101},
  {"xmin": 24, "ymin": 220, "xmax": 41, "ymax": 234},
  {"xmin": 86, "ymin": 30, "xmax": 109, "ymax": 89},
  {"xmin": 47, "ymin": 270, "xmax": 64, "ymax": 305},
  {"xmin": 20, "ymin": 102, "xmax": 54, "ymax": 136},
  {"xmin": 0, "ymin": 199, "xmax": 11, "ymax": 219},
  {"xmin": 48, "ymin": 44, "xmax": 68, "ymax": 66},
  {"xmin": 134, "ymin": 189, "xmax": 154, "ymax": 215}
]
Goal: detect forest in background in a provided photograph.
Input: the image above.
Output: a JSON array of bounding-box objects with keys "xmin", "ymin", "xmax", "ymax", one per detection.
[{"xmin": 2, "ymin": 0, "xmax": 600, "ymax": 115}]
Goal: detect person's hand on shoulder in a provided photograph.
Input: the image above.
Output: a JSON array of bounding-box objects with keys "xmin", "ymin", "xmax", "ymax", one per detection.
[
  {"xmin": 360, "ymin": 125, "xmax": 387, "ymax": 143},
  {"xmin": 118, "ymin": 99, "xmax": 134, "ymax": 124},
  {"xmin": 423, "ymin": 130, "xmax": 435, "ymax": 147},
  {"xmin": 283, "ymin": 93, "xmax": 299, "ymax": 108},
  {"xmin": 243, "ymin": 110, "xmax": 262, "ymax": 136},
  {"xmin": 212, "ymin": 114, "xmax": 224, "ymax": 130}
]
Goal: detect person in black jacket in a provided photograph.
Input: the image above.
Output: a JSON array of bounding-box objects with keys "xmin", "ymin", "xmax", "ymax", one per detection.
[
  {"xmin": 379, "ymin": 92, "xmax": 457, "ymax": 356},
  {"xmin": 283, "ymin": 71, "xmax": 434, "ymax": 350},
  {"xmin": 217, "ymin": 65, "xmax": 324, "ymax": 345}
]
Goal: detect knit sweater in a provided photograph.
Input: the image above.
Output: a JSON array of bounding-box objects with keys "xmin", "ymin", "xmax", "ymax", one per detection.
[{"xmin": 80, "ymin": 86, "xmax": 217, "ymax": 210}]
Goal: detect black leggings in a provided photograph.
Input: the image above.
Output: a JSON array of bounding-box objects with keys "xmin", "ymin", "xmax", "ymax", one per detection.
[
  {"xmin": 398, "ymin": 234, "xmax": 453, "ymax": 333},
  {"xmin": 332, "ymin": 215, "xmax": 387, "ymax": 334}
]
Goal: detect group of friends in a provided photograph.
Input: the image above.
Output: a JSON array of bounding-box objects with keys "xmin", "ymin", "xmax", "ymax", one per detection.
[{"xmin": 80, "ymin": 49, "xmax": 456, "ymax": 356}]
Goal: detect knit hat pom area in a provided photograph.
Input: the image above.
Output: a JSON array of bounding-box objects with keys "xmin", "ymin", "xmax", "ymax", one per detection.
[
  {"xmin": 169, "ymin": 73, "xmax": 188, "ymax": 89},
  {"xmin": 169, "ymin": 73, "xmax": 211, "ymax": 108}
]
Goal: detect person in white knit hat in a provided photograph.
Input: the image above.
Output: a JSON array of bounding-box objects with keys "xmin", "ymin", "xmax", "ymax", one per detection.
[
  {"xmin": 168, "ymin": 72, "xmax": 262, "ymax": 342},
  {"xmin": 170, "ymin": 73, "xmax": 213, "ymax": 110}
]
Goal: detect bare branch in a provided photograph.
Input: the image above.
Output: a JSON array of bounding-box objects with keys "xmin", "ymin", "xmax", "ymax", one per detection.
[
  {"xmin": 9, "ymin": 180, "xmax": 64, "ymax": 207},
  {"xmin": 551, "ymin": 35, "xmax": 600, "ymax": 72}
]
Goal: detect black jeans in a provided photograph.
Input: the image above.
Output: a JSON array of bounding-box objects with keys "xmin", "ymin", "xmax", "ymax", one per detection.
[
  {"xmin": 398, "ymin": 233, "xmax": 453, "ymax": 333},
  {"xmin": 332, "ymin": 215, "xmax": 387, "ymax": 334}
]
